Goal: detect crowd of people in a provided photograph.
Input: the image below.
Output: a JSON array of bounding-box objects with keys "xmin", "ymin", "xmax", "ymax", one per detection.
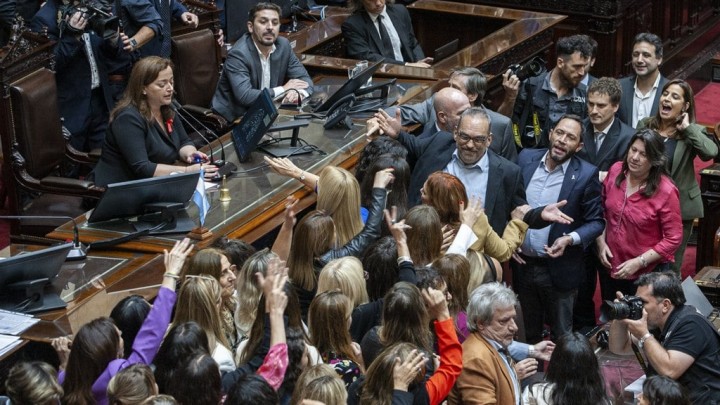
[{"xmin": 2, "ymin": 0, "xmax": 720, "ymax": 403}]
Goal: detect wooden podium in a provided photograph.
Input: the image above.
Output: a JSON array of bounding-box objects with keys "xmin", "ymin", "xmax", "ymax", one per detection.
[{"xmin": 697, "ymin": 163, "xmax": 720, "ymax": 270}]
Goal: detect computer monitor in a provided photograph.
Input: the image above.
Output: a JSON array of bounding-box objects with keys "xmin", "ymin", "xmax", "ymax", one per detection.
[
  {"xmin": 87, "ymin": 172, "xmax": 200, "ymax": 234},
  {"xmin": 231, "ymin": 88, "xmax": 279, "ymax": 162},
  {"xmin": 0, "ymin": 243, "xmax": 73, "ymax": 314},
  {"xmin": 313, "ymin": 61, "xmax": 383, "ymax": 113}
]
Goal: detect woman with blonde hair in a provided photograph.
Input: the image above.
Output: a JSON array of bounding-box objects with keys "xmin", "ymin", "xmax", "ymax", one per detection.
[
  {"xmin": 286, "ymin": 168, "xmax": 393, "ymax": 318},
  {"xmin": 317, "ymin": 256, "xmax": 369, "ymax": 308},
  {"xmin": 263, "ymin": 158, "xmax": 365, "ymax": 246},
  {"xmin": 107, "ymin": 364, "xmax": 158, "ymax": 404},
  {"xmin": 235, "ymin": 248, "xmax": 278, "ymax": 341},
  {"xmin": 308, "ymin": 291, "xmax": 364, "ymax": 387},
  {"xmin": 4, "ymin": 361, "xmax": 63, "ymax": 405},
  {"xmin": 290, "ymin": 364, "xmax": 343, "ymax": 405},
  {"xmin": 317, "ymin": 166, "xmax": 364, "ymax": 245},
  {"xmin": 181, "ymin": 247, "xmax": 239, "ymax": 352},
  {"xmin": 172, "ymin": 275, "xmax": 235, "ymax": 372}
]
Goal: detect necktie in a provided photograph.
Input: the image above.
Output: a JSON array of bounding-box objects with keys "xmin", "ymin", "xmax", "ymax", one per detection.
[
  {"xmin": 594, "ymin": 131, "xmax": 605, "ymax": 152},
  {"xmin": 499, "ymin": 347, "xmax": 521, "ymax": 405},
  {"xmin": 376, "ymin": 15, "xmax": 395, "ymax": 59},
  {"xmin": 159, "ymin": 0, "xmax": 172, "ymax": 57}
]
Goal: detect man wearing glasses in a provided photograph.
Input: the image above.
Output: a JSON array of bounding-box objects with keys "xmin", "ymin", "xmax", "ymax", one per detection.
[{"xmin": 374, "ymin": 105, "xmax": 525, "ymax": 235}]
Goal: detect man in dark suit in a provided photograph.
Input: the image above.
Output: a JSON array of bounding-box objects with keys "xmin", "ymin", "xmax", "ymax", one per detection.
[
  {"xmin": 574, "ymin": 77, "xmax": 634, "ymax": 331},
  {"xmin": 31, "ymin": 0, "xmax": 121, "ymax": 153},
  {"xmin": 399, "ymin": 67, "xmax": 518, "ymax": 162},
  {"xmin": 212, "ymin": 2, "xmax": 313, "ymax": 121},
  {"xmin": 375, "ymin": 106, "xmax": 525, "ymax": 235},
  {"xmin": 617, "ymin": 32, "xmax": 667, "ymax": 128},
  {"xmin": 514, "ymin": 114, "xmax": 604, "ymax": 343},
  {"xmin": 341, "ymin": 0, "xmax": 432, "ymax": 67}
]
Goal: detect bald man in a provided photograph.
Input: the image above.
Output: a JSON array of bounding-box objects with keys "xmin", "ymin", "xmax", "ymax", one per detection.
[{"xmin": 417, "ymin": 87, "xmax": 471, "ymax": 138}]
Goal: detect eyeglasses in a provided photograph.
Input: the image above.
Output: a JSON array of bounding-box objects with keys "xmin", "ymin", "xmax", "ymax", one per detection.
[{"xmin": 456, "ymin": 131, "xmax": 489, "ymax": 144}]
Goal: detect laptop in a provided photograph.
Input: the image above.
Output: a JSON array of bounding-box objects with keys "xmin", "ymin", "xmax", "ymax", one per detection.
[{"xmin": 433, "ymin": 38, "xmax": 460, "ymax": 63}]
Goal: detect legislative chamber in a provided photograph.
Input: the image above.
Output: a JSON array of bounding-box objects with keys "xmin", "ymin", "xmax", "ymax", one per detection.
[{"xmin": 0, "ymin": 0, "xmax": 719, "ymax": 398}]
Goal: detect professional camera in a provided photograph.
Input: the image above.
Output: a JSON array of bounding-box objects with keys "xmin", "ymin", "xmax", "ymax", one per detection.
[
  {"xmin": 507, "ymin": 56, "xmax": 546, "ymax": 81},
  {"xmin": 599, "ymin": 295, "xmax": 644, "ymax": 323},
  {"xmin": 59, "ymin": 0, "xmax": 119, "ymax": 40}
]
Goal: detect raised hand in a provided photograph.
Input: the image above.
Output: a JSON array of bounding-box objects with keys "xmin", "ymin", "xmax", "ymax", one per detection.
[
  {"xmin": 164, "ymin": 238, "xmax": 193, "ymax": 276},
  {"xmin": 374, "ymin": 109, "xmax": 402, "ymax": 139},
  {"xmin": 459, "ymin": 197, "xmax": 484, "ymax": 226},
  {"xmin": 422, "ymin": 286, "xmax": 450, "ymax": 321},
  {"xmin": 393, "ymin": 349, "xmax": 426, "ymax": 391}
]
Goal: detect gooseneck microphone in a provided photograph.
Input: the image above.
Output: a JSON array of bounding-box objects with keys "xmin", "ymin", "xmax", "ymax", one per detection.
[
  {"xmin": 0, "ymin": 215, "xmax": 87, "ymax": 260},
  {"xmin": 171, "ymin": 99, "xmax": 221, "ymax": 165}
]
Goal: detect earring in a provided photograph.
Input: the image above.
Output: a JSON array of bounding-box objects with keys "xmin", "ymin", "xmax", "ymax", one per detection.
[{"xmin": 143, "ymin": 91, "xmax": 146, "ymax": 95}]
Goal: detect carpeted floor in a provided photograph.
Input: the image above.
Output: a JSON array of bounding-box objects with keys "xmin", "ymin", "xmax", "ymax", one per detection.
[{"xmin": 695, "ymin": 82, "xmax": 720, "ymax": 125}]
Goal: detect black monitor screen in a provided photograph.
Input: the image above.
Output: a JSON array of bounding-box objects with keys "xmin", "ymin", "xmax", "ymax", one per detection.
[
  {"xmin": 314, "ymin": 61, "xmax": 382, "ymax": 113},
  {"xmin": 0, "ymin": 243, "xmax": 72, "ymax": 313},
  {"xmin": 232, "ymin": 88, "xmax": 279, "ymax": 162},
  {"xmin": 0, "ymin": 243, "xmax": 72, "ymax": 289},
  {"xmin": 88, "ymin": 172, "xmax": 200, "ymax": 224}
]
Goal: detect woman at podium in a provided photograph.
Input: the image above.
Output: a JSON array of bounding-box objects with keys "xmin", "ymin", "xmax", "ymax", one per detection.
[{"xmin": 92, "ymin": 57, "xmax": 218, "ymax": 186}]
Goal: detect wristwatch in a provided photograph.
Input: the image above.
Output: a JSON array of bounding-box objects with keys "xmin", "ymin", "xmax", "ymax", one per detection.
[
  {"xmin": 129, "ymin": 38, "xmax": 138, "ymax": 51},
  {"xmin": 638, "ymin": 333, "xmax": 653, "ymax": 350}
]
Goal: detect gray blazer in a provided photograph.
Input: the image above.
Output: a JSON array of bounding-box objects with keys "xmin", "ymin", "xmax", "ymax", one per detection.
[
  {"xmin": 212, "ymin": 33, "xmax": 313, "ymax": 121},
  {"xmin": 399, "ymin": 98, "xmax": 518, "ymax": 162}
]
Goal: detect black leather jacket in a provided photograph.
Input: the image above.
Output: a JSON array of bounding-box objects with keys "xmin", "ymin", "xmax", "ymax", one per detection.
[{"xmin": 316, "ymin": 187, "xmax": 387, "ymax": 268}]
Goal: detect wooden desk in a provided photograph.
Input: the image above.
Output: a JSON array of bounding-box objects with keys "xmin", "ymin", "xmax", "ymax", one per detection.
[
  {"xmin": 48, "ymin": 76, "xmax": 437, "ymax": 253},
  {"xmin": 0, "ymin": 246, "xmax": 160, "ymax": 375}
]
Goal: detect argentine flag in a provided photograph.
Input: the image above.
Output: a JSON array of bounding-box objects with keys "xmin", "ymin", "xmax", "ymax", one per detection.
[{"xmin": 193, "ymin": 169, "xmax": 210, "ymax": 226}]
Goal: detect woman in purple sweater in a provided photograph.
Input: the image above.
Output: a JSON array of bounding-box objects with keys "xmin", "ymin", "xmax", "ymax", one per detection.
[{"xmin": 54, "ymin": 239, "xmax": 193, "ymax": 405}]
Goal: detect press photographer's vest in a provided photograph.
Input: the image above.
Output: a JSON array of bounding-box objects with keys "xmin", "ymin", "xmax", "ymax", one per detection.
[{"xmin": 512, "ymin": 73, "xmax": 587, "ymax": 149}]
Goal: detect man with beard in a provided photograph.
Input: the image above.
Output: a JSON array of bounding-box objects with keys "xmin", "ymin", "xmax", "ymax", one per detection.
[
  {"xmin": 212, "ymin": 2, "xmax": 313, "ymax": 121},
  {"xmin": 448, "ymin": 282, "xmax": 523, "ymax": 405},
  {"xmin": 397, "ymin": 67, "xmax": 518, "ymax": 162},
  {"xmin": 513, "ymin": 114, "xmax": 604, "ymax": 343},
  {"xmin": 617, "ymin": 32, "xmax": 667, "ymax": 128},
  {"xmin": 498, "ymin": 35, "xmax": 592, "ymax": 149},
  {"xmin": 374, "ymin": 106, "xmax": 525, "ymax": 235}
]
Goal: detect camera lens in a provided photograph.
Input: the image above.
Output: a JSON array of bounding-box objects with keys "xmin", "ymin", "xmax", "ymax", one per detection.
[{"xmin": 599, "ymin": 300, "xmax": 630, "ymax": 323}]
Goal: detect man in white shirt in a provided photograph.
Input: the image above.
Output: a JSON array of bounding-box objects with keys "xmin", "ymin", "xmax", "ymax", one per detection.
[
  {"xmin": 212, "ymin": 2, "xmax": 313, "ymax": 121},
  {"xmin": 342, "ymin": 0, "xmax": 432, "ymax": 67},
  {"xmin": 617, "ymin": 33, "xmax": 668, "ymax": 128}
]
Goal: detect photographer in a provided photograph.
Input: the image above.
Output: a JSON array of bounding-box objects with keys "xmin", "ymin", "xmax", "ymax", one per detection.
[
  {"xmin": 608, "ymin": 271, "xmax": 720, "ymax": 404},
  {"xmin": 31, "ymin": 0, "xmax": 124, "ymax": 154},
  {"xmin": 497, "ymin": 35, "xmax": 592, "ymax": 149}
]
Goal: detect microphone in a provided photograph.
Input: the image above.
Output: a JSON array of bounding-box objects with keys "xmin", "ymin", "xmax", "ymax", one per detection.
[
  {"xmin": 171, "ymin": 99, "xmax": 221, "ymax": 165},
  {"xmin": 171, "ymin": 99, "xmax": 238, "ymax": 180},
  {"xmin": 0, "ymin": 216, "xmax": 87, "ymax": 261}
]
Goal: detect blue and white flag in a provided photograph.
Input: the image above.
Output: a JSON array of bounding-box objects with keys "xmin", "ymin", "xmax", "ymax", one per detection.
[{"xmin": 193, "ymin": 169, "xmax": 210, "ymax": 226}]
